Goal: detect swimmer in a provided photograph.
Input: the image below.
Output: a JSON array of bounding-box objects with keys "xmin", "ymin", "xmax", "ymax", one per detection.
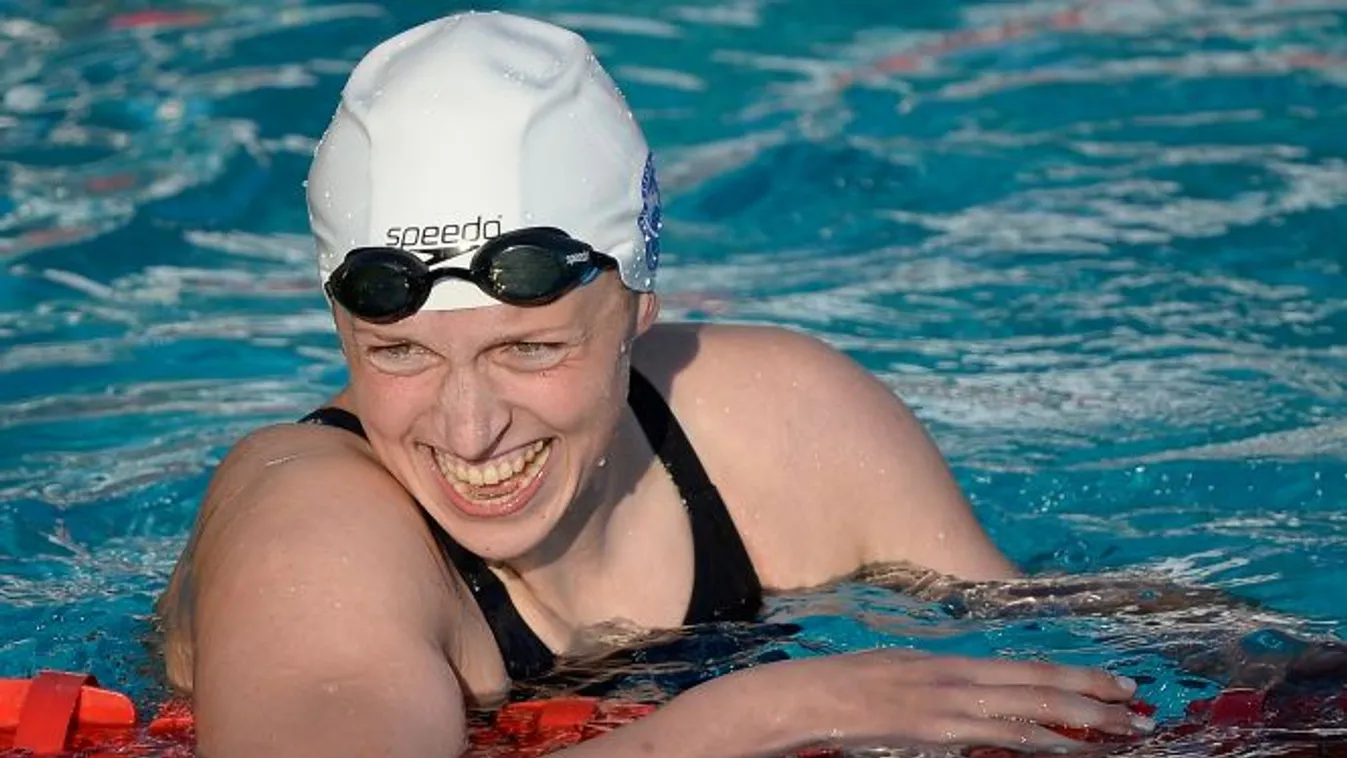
[{"xmin": 156, "ymin": 12, "xmax": 1148, "ymax": 758}]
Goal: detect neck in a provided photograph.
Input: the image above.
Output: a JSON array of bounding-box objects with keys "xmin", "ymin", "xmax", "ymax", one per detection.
[{"xmin": 498, "ymin": 408, "xmax": 653, "ymax": 624}]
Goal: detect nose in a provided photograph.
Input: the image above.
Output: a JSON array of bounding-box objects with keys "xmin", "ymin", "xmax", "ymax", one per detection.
[{"xmin": 437, "ymin": 366, "xmax": 510, "ymax": 461}]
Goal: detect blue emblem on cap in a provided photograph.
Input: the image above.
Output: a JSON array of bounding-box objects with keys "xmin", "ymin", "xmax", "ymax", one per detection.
[{"xmin": 637, "ymin": 152, "xmax": 662, "ymax": 273}]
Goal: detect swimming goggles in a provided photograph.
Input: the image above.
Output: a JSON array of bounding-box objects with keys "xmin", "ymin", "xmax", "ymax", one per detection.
[{"xmin": 325, "ymin": 226, "xmax": 618, "ymax": 324}]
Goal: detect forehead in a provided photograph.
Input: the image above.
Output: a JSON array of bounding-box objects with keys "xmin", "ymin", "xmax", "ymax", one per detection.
[{"xmin": 340, "ymin": 271, "xmax": 627, "ymax": 343}]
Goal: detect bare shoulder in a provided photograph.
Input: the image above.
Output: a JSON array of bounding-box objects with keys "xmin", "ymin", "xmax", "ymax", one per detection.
[
  {"xmin": 633, "ymin": 321, "xmax": 872, "ymax": 397},
  {"xmin": 632, "ymin": 321, "xmax": 1015, "ymax": 585},
  {"xmin": 201, "ymin": 421, "xmax": 443, "ymax": 569},
  {"xmin": 631, "ymin": 323, "xmax": 887, "ymax": 586},
  {"xmin": 157, "ymin": 419, "xmax": 462, "ymax": 694},
  {"xmin": 193, "ymin": 420, "xmax": 413, "ymax": 538},
  {"xmin": 632, "ymin": 321, "xmax": 900, "ymax": 454},
  {"xmin": 169, "ymin": 420, "xmax": 433, "ymax": 583}
]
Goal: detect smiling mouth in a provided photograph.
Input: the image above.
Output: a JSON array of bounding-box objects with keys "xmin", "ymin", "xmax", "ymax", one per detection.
[{"xmin": 432, "ymin": 440, "xmax": 552, "ymax": 504}]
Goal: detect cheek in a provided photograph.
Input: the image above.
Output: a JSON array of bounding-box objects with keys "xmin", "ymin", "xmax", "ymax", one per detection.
[
  {"xmin": 508, "ymin": 363, "xmax": 626, "ymax": 435},
  {"xmin": 349, "ymin": 367, "xmax": 437, "ymax": 437}
]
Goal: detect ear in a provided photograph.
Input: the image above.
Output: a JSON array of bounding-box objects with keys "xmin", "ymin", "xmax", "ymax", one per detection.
[{"xmin": 633, "ymin": 292, "xmax": 660, "ymax": 336}]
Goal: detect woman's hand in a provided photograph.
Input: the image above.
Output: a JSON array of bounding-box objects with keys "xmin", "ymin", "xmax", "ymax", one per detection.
[{"xmin": 707, "ymin": 649, "xmax": 1154, "ymax": 755}]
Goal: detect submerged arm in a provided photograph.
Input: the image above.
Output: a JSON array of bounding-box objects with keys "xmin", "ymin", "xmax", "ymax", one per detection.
[{"xmin": 857, "ymin": 561, "xmax": 1347, "ymax": 692}]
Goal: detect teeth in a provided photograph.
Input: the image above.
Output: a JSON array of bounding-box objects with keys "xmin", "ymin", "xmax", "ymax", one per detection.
[{"xmin": 436, "ymin": 440, "xmax": 551, "ymax": 492}]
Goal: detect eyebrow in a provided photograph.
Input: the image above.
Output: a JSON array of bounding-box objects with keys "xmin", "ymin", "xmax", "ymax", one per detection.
[
  {"xmin": 492, "ymin": 323, "xmax": 587, "ymax": 343},
  {"xmin": 349, "ymin": 322, "xmax": 414, "ymax": 341},
  {"xmin": 348, "ymin": 317, "xmax": 585, "ymax": 344}
]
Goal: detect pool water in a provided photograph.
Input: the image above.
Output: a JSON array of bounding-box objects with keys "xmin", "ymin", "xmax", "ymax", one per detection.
[{"xmin": 1, "ymin": 0, "xmax": 1345, "ymax": 754}]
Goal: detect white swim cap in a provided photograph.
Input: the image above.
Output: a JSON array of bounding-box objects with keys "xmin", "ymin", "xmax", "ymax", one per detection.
[{"xmin": 307, "ymin": 11, "xmax": 661, "ymax": 311}]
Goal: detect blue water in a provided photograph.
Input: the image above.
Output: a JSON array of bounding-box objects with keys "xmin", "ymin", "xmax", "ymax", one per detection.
[{"xmin": 1, "ymin": 0, "xmax": 1346, "ymax": 753}]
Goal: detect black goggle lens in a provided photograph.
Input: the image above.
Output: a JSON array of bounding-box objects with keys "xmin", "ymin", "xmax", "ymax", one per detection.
[
  {"xmin": 483, "ymin": 245, "xmax": 577, "ymax": 303},
  {"xmin": 327, "ymin": 249, "xmax": 429, "ymax": 324}
]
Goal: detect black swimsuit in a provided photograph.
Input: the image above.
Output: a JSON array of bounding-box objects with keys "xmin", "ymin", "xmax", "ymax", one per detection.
[{"xmin": 299, "ymin": 369, "xmax": 763, "ymax": 681}]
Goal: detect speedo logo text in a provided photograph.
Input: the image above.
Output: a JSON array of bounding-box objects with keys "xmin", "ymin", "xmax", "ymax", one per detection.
[{"xmin": 385, "ymin": 215, "xmax": 503, "ymax": 248}]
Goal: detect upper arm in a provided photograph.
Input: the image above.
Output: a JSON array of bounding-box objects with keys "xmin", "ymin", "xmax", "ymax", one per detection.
[
  {"xmin": 658, "ymin": 325, "xmax": 1018, "ymax": 584},
  {"xmin": 181, "ymin": 428, "xmax": 469, "ymax": 757}
]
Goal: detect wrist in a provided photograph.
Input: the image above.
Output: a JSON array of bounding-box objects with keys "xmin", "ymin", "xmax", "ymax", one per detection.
[{"xmin": 670, "ymin": 664, "xmax": 821, "ymax": 757}]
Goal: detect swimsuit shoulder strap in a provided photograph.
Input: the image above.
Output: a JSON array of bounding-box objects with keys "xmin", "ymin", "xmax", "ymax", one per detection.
[
  {"xmin": 419, "ymin": 517, "xmax": 558, "ymax": 680},
  {"xmin": 627, "ymin": 370, "xmax": 763, "ymax": 623},
  {"xmin": 298, "ymin": 406, "xmax": 367, "ymax": 437}
]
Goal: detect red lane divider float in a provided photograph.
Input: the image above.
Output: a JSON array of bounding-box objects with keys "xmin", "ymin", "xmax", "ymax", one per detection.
[
  {"xmin": 1, "ymin": 671, "xmax": 1345, "ymax": 757},
  {"xmin": 106, "ymin": 11, "xmax": 216, "ymax": 31}
]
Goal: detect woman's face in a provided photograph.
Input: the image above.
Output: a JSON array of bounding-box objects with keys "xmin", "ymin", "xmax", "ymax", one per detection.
[{"xmin": 337, "ymin": 273, "xmax": 658, "ymax": 562}]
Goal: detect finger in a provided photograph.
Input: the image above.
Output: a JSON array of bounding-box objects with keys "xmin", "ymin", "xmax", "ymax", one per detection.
[
  {"xmin": 921, "ymin": 657, "xmax": 1137, "ymax": 703},
  {"xmin": 960, "ymin": 685, "xmax": 1155, "ymax": 738},
  {"xmin": 912, "ymin": 713, "xmax": 1089, "ymax": 753}
]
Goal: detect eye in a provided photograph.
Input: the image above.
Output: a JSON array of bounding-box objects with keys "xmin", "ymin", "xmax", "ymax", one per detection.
[
  {"xmin": 370, "ymin": 343, "xmax": 418, "ymax": 359},
  {"xmin": 365, "ymin": 342, "xmax": 434, "ymax": 373},
  {"xmin": 510, "ymin": 342, "xmax": 561, "ymax": 357},
  {"xmin": 501, "ymin": 341, "xmax": 567, "ymax": 369}
]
